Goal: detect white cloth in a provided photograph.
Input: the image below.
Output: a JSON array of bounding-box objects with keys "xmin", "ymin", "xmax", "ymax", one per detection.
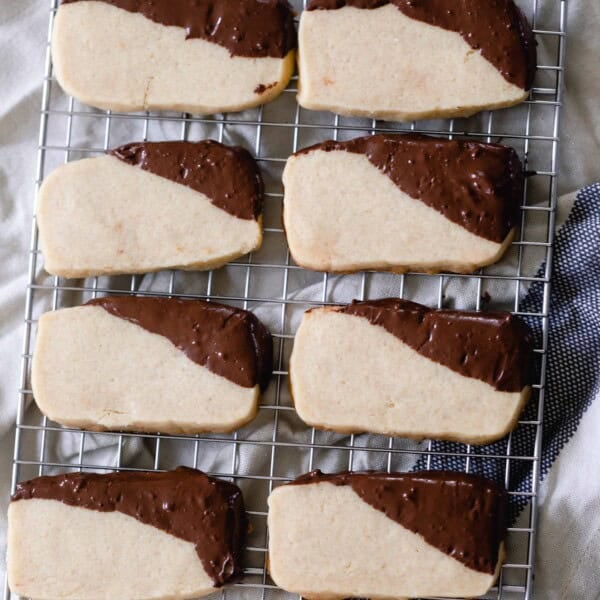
[
  {"xmin": 0, "ymin": 1, "xmax": 49, "ymax": 581},
  {"xmin": 535, "ymin": 389, "xmax": 600, "ymax": 599},
  {"xmin": 0, "ymin": 1, "xmax": 599, "ymax": 598}
]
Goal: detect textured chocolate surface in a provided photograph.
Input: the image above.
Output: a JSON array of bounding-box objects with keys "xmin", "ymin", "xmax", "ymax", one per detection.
[
  {"xmin": 88, "ymin": 296, "xmax": 273, "ymax": 390},
  {"xmin": 110, "ymin": 141, "xmax": 263, "ymax": 221},
  {"xmin": 62, "ymin": 0, "xmax": 297, "ymax": 59},
  {"xmin": 291, "ymin": 470, "xmax": 507, "ymax": 575},
  {"xmin": 335, "ymin": 298, "xmax": 533, "ymax": 392},
  {"xmin": 297, "ymin": 134, "xmax": 524, "ymax": 243},
  {"xmin": 306, "ymin": 0, "xmax": 536, "ymax": 90},
  {"xmin": 12, "ymin": 467, "xmax": 246, "ymax": 587}
]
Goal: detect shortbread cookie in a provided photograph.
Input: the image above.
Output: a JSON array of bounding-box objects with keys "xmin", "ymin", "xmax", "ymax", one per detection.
[
  {"xmin": 283, "ymin": 134, "xmax": 523, "ymax": 274},
  {"xmin": 268, "ymin": 470, "xmax": 507, "ymax": 599},
  {"xmin": 38, "ymin": 141, "xmax": 264, "ymax": 277},
  {"xmin": 53, "ymin": 0, "xmax": 296, "ymax": 113},
  {"xmin": 290, "ymin": 299, "xmax": 533, "ymax": 444},
  {"xmin": 8, "ymin": 468, "xmax": 245, "ymax": 600},
  {"xmin": 298, "ymin": 0, "xmax": 536, "ymax": 120},
  {"xmin": 32, "ymin": 297, "xmax": 273, "ymax": 433}
]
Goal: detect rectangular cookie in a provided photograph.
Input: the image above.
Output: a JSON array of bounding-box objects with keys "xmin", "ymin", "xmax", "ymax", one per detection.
[
  {"xmin": 37, "ymin": 141, "xmax": 264, "ymax": 278},
  {"xmin": 53, "ymin": 0, "xmax": 296, "ymax": 113},
  {"xmin": 290, "ymin": 299, "xmax": 533, "ymax": 444},
  {"xmin": 8, "ymin": 468, "xmax": 245, "ymax": 600},
  {"xmin": 268, "ymin": 470, "xmax": 507, "ymax": 600},
  {"xmin": 298, "ymin": 0, "xmax": 536, "ymax": 121},
  {"xmin": 283, "ymin": 134, "xmax": 524, "ymax": 274},
  {"xmin": 32, "ymin": 296, "xmax": 273, "ymax": 434}
]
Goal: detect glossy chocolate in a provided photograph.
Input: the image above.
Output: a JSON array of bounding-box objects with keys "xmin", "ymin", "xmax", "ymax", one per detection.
[
  {"xmin": 291, "ymin": 470, "xmax": 507, "ymax": 575},
  {"xmin": 110, "ymin": 141, "xmax": 263, "ymax": 221},
  {"xmin": 12, "ymin": 467, "xmax": 246, "ymax": 586},
  {"xmin": 306, "ymin": 0, "xmax": 536, "ymax": 90},
  {"xmin": 335, "ymin": 298, "xmax": 533, "ymax": 392},
  {"xmin": 62, "ymin": 0, "xmax": 297, "ymax": 59},
  {"xmin": 88, "ymin": 296, "xmax": 273, "ymax": 390},
  {"xmin": 297, "ymin": 134, "xmax": 524, "ymax": 243}
]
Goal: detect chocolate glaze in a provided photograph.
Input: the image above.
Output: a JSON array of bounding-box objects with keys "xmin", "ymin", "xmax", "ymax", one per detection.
[
  {"xmin": 110, "ymin": 141, "xmax": 263, "ymax": 221},
  {"xmin": 297, "ymin": 134, "xmax": 524, "ymax": 243},
  {"xmin": 333, "ymin": 298, "xmax": 533, "ymax": 392},
  {"xmin": 255, "ymin": 82, "xmax": 279, "ymax": 94},
  {"xmin": 62, "ymin": 0, "xmax": 297, "ymax": 59},
  {"xmin": 12, "ymin": 467, "xmax": 246, "ymax": 587},
  {"xmin": 291, "ymin": 470, "xmax": 507, "ymax": 575},
  {"xmin": 88, "ymin": 296, "xmax": 273, "ymax": 391},
  {"xmin": 306, "ymin": 0, "xmax": 536, "ymax": 90}
]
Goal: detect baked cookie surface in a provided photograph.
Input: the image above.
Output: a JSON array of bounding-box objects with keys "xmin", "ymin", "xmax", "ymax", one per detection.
[
  {"xmin": 268, "ymin": 470, "xmax": 507, "ymax": 599},
  {"xmin": 8, "ymin": 468, "xmax": 245, "ymax": 600},
  {"xmin": 37, "ymin": 140, "xmax": 264, "ymax": 277},
  {"xmin": 298, "ymin": 0, "xmax": 536, "ymax": 120},
  {"xmin": 290, "ymin": 298, "xmax": 533, "ymax": 443},
  {"xmin": 32, "ymin": 297, "xmax": 273, "ymax": 434},
  {"xmin": 53, "ymin": 0, "xmax": 296, "ymax": 113},
  {"xmin": 283, "ymin": 134, "xmax": 524, "ymax": 274}
]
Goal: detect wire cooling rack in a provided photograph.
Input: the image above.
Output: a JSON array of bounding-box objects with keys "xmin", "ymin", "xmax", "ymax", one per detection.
[{"xmin": 5, "ymin": 1, "xmax": 567, "ymax": 599}]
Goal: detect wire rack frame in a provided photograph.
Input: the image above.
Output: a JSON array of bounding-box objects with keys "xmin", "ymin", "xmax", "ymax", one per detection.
[{"xmin": 5, "ymin": 1, "xmax": 567, "ymax": 599}]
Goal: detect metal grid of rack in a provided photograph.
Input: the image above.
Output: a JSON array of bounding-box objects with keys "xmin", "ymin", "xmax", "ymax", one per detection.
[{"xmin": 5, "ymin": 1, "xmax": 567, "ymax": 598}]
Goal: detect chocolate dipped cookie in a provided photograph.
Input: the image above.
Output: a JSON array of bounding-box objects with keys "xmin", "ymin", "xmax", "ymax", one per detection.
[
  {"xmin": 298, "ymin": 0, "xmax": 536, "ymax": 120},
  {"xmin": 37, "ymin": 141, "xmax": 264, "ymax": 277},
  {"xmin": 32, "ymin": 297, "xmax": 273, "ymax": 434},
  {"xmin": 53, "ymin": 0, "xmax": 296, "ymax": 113},
  {"xmin": 268, "ymin": 470, "xmax": 507, "ymax": 599},
  {"xmin": 283, "ymin": 134, "xmax": 524, "ymax": 274},
  {"xmin": 290, "ymin": 299, "xmax": 533, "ymax": 444},
  {"xmin": 8, "ymin": 468, "xmax": 245, "ymax": 600}
]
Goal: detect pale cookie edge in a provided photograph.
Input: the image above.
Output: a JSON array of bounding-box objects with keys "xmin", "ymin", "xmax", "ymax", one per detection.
[{"xmin": 284, "ymin": 227, "xmax": 516, "ymax": 276}]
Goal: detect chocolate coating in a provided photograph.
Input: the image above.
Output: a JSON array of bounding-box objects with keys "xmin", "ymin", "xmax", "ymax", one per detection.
[
  {"xmin": 110, "ymin": 141, "xmax": 263, "ymax": 221},
  {"xmin": 306, "ymin": 0, "xmax": 536, "ymax": 90},
  {"xmin": 88, "ymin": 296, "xmax": 273, "ymax": 391},
  {"xmin": 335, "ymin": 298, "xmax": 533, "ymax": 392},
  {"xmin": 291, "ymin": 470, "xmax": 507, "ymax": 575},
  {"xmin": 297, "ymin": 134, "xmax": 524, "ymax": 243},
  {"xmin": 62, "ymin": 0, "xmax": 297, "ymax": 59},
  {"xmin": 254, "ymin": 82, "xmax": 279, "ymax": 94},
  {"xmin": 12, "ymin": 467, "xmax": 246, "ymax": 587}
]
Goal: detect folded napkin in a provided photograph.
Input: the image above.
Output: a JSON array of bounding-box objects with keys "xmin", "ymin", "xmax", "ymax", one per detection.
[{"xmin": 533, "ymin": 184, "xmax": 600, "ymax": 600}]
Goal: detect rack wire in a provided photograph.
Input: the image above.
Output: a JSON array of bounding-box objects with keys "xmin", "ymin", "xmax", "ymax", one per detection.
[{"xmin": 5, "ymin": 1, "xmax": 567, "ymax": 599}]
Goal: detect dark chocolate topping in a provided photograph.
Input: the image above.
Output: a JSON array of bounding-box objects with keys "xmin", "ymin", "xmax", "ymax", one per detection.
[
  {"xmin": 306, "ymin": 0, "xmax": 536, "ymax": 90},
  {"xmin": 110, "ymin": 141, "xmax": 263, "ymax": 221},
  {"xmin": 88, "ymin": 296, "xmax": 273, "ymax": 391},
  {"xmin": 12, "ymin": 467, "xmax": 246, "ymax": 587},
  {"xmin": 335, "ymin": 298, "xmax": 533, "ymax": 392},
  {"xmin": 297, "ymin": 134, "xmax": 524, "ymax": 243},
  {"xmin": 254, "ymin": 82, "xmax": 279, "ymax": 94},
  {"xmin": 62, "ymin": 0, "xmax": 297, "ymax": 59},
  {"xmin": 291, "ymin": 470, "xmax": 507, "ymax": 575}
]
